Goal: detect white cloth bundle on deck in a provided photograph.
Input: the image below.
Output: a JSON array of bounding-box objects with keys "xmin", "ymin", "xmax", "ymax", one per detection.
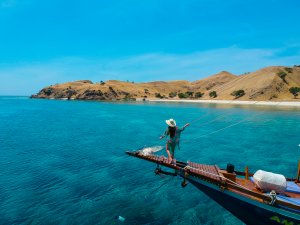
[
  {"xmin": 139, "ymin": 146, "xmax": 163, "ymax": 156},
  {"xmin": 253, "ymin": 170, "xmax": 287, "ymax": 194}
]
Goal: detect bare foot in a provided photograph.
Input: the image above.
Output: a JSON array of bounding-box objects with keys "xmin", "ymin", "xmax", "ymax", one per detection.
[{"xmin": 171, "ymin": 159, "xmax": 177, "ymax": 165}]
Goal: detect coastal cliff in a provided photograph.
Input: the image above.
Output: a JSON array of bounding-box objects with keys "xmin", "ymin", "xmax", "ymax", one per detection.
[{"xmin": 31, "ymin": 66, "xmax": 300, "ymax": 101}]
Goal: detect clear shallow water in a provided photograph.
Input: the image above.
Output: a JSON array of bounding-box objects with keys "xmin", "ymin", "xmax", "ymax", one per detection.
[{"xmin": 0, "ymin": 97, "xmax": 300, "ymax": 225}]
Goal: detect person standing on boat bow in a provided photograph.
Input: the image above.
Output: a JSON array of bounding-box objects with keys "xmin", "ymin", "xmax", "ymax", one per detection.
[{"xmin": 160, "ymin": 119, "xmax": 190, "ymax": 164}]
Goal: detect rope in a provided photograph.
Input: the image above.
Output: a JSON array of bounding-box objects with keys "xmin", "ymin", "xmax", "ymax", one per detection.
[
  {"xmin": 184, "ymin": 111, "xmax": 267, "ymax": 144},
  {"xmin": 191, "ymin": 114, "xmax": 228, "ymax": 128},
  {"xmin": 213, "ymin": 74, "xmax": 249, "ymax": 93},
  {"xmin": 189, "ymin": 113, "xmax": 210, "ymax": 124},
  {"xmin": 186, "ymin": 118, "xmax": 250, "ymax": 142},
  {"xmin": 268, "ymin": 190, "xmax": 277, "ymax": 205}
]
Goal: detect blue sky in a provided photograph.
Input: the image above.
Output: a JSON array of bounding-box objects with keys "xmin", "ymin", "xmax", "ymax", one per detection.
[{"xmin": 1, "ymin": 0, "xmax": 300, "ymax": 95}]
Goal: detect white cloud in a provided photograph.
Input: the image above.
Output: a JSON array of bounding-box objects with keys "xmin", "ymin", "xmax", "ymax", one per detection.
[{"xmin": 0, "ymin": 45, "xmax": 300, "ymax": 95}]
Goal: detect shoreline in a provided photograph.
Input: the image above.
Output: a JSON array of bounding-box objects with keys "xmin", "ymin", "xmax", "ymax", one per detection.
[
  {"xmin": 148, "ymin": 99, "xmax": 300, "ymax": 107},
  {"xmin": 24, "ymin": 96, "xmax": 300, "ymax": 108}
]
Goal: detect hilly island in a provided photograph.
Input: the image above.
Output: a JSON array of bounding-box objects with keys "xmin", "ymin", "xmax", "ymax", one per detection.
[{"xmin": 31, "ymin": 65, "xmax": 300, "ymax": 101}]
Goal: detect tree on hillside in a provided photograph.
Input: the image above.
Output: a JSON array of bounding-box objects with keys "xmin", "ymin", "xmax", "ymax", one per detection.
[
  {"xmin": 277, "ymin": 71, "xmax": 288, "ymax": 84},
  {"xmin": 43, "ymin": 87, "xmax": 54, "ymax": 96},
  {"xmin": 195, "ymin": 92, "xmax": 204, "ymax": 98},
  {"xmin": 185, "ymin": 91, "xmax": 194, "ymax": 97},
  {"xmin": 169, "ymin": 92, "xmax": 177, "ymax": 98},
  {"xmin": 66, "ymin": 87, "xmax": 77, "ymax": 99},
  {"xmin": 155, "ymin": 93, "xmax": 163, "ymax": 98},
  {"xmin": 231, "ymin": 90, "xmax": 245, "ymax": 99},
  {"xmin": 178, "ymin": 93, "xmax": 188, "ymax": 98},
  {"xmin": 289, "ymin": 87, "xmax": 300, "ymax": 98},
  {"xmin": 209, "ymin": 91, "xmax": 217, "ymax": 98},
  {"xmin": 284, "ymin": 67, "xmax": 293, "ymax": 73}
]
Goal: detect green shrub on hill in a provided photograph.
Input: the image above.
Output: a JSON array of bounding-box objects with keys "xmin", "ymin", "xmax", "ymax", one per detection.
[
  {"xmin": 289, "ymin": 87, "xmax": 300, "ymax": 98},
  {"xmin": 277, "ymin": 70, "xmax": 288, "ymax": 84},
  {"xmin": 169, "ymin": 92, "xmax": 177, "ymax": 98},
  {"xmin": 195, "ymin": 92, "xmax": 204, "ymax": 98},
  {"xmin": 185, "ymin": 91, "xmax": 194, "ymax": 97},
  {"xmin": 44, "ymin": 87, "xmax": 53, "ymax": 96},
  {"xmin": 178, "ymin": 93, "xmax": 188, "ymax": 98},
  {"xmin": 209, "ymin": 91, "xmax": 217, "ymax": 98},
  {"xmin": 231, "ymin": 90, "xmax": 245, "ymax": 99},
  {"xmin": 155, "ymin": 93, "xmax": 163, "ymax": 98},
  {"xmin": 284, "ymin": 67, "xmax": 293, "ymax": 73}
]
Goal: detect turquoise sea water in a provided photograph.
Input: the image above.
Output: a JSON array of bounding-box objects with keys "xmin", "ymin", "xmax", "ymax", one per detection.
[{"xmin": 0, "ymin": 97, "xmax": 300, "ymax": 225}]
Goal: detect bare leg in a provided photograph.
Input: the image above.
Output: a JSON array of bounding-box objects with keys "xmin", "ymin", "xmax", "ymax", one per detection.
[
  {"xmin": 171, "ymin": 149, "xmax": 176, "ymax": 164},
  {"xmin": 166, "ymin": 144, "xmax": 172, "ymax": 163},
  {"xmin": 172, "ymin": 155, "xmax": 176, "ymax": 164}
]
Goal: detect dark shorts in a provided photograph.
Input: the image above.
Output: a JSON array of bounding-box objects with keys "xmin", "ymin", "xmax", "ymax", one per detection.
[{"xmin": 167, "ymin": 141, "xmax": 176, "ymax": 155}]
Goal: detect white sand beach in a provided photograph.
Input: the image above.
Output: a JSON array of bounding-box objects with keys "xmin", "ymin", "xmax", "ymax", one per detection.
[{"xmin": 149, "ymin": 99, "xmax": 300, "ymax": 107}]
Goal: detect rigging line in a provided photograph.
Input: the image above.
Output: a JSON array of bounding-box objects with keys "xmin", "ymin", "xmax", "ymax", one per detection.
[
  {"xmin": 213, "ymin": 74, "xmax": 249, "ymax": 93},
  {"xmin": 189, "ymin": 113, "xmax": 211, "ymax": 124},
  {"xmin": 190, "ymin": 118, "xmax": 249, "ymax": 141},
  {"xmin": 192, "ymin": 113, "xmax": 228, "ymax": 128},
  {"xmin": 185, "ymin": 112, "xmax": 265, "ymax": 143}
]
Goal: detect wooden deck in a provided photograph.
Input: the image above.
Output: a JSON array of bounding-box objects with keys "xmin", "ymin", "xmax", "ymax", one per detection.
[{"xmin": 187, "ymin": 161, "xmax": 222, "ymax": 182}]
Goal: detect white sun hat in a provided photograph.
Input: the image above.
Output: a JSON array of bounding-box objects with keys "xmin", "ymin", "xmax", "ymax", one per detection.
[{"xmin": 166, "ymin": 118, "xmax": 176, "ymax": 127}]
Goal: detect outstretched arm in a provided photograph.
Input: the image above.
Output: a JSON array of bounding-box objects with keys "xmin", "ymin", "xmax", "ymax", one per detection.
[
  {"xmin": 184, "ymin": 123, "xmax": 190, "ymax": 128},
  {"xmin": 180, "ymin": 123, "xmax": 190, "ymax": 131},
  {"xmin": 160, "ymin": 129, "xmax": 168, "ymax": 139}
]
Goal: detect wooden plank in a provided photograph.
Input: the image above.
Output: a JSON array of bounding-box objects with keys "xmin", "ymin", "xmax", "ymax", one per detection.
[
  {"xmin": 194, "ymin": 163, "xmax": 197, "ymax": 174},
  {"xmin": 196, "ymin": 163, "xmax": 201, "ymax": 174},
  {"xmin": 206, "ymin": 165, "xmax": 212, "ymax": 179},
  {"xmin": 190, "ymin": 162, "xmax": 194, "ymax": 172},
  {"xmin": 204, "ymin": 165, "xmax": 209, "ymax": 177},
  {"xmin": 214, "ymin": 166, "xmax": 221, "ymax": 181},
  {"xmin": 210, "ymin": 165, "xmax": 217, "ymax": 175},
  {"xmin": 201, "ymin": 164, "xmax": 206, "ymax": 176},
  {"xmin": 200, "ymin": 164, "xmax": 205, "ymax": 176},
  {"xmin": 208, "ymin": 165, "xmax": 217, "ymax": 180},
  {"xmin": 195, "ymin": 163, "xmax": 200, "ymax": 174},
  {"xmin": 209, "ymin": 165, "xmax": 215, "ymax": 179}
]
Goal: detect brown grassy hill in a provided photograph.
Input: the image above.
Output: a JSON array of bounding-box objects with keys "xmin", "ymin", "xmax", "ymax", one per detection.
[
  {"xmin": 32, "ymin": 79, "xmax": 193, "ymax": 100},
  {"xmin": 212, "ymin": 66, "xmax": 300, "ymax": 100},
  {"xmin": 191, "ymin": 71, "xmax": 237, "ymax": 92},
  {"xmin": 31, "ymin": 65, "xmax": 300, "ymax": 101}
]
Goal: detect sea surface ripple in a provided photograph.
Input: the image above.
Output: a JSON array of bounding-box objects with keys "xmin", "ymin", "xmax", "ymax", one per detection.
[{"xmin": 0, "ymin": 97, "xmax": 299, "ymax": 225}]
